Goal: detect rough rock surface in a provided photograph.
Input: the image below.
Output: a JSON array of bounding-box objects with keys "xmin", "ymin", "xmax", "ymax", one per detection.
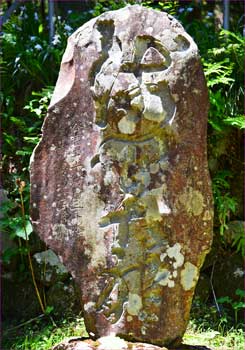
[
  {"xmin": 33, "ymin": 249, "xmax": 69, "ymax": 286},
  {"xmin": 30, "ymin": 5, "xmax": 213, "ymax": 347}
]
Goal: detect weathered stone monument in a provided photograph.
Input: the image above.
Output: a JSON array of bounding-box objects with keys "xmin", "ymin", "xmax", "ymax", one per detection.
[{"xmin": 30, "ymin": 5, "xmax": 213, "ymax": 348}]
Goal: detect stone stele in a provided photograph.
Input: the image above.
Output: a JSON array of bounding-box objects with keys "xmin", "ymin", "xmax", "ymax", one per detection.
[{"xmin": 30, "ymin": 5, "xmax": 213, "ymax": 347}]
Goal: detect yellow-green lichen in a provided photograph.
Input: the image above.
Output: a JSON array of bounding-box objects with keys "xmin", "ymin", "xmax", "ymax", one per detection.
[
  {"xmin": 127, "ymin": 293, "xmax": 142, "ymax": 316},
  {"xmin": 118, "ymin": 115, "xmax": 136, "ymax": 134},
  {"xmin": 203, "ymin": 209, "xmax": 213, "ymax": 221},
  {"xmin": 179, "ymin": 188, "xmax": 204, "ymax": 216}
]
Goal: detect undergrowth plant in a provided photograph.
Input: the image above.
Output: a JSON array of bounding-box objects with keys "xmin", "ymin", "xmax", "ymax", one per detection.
[
  {"xmin": 1, "ymin": 2, "xmax": 90, "ymax": 269},
  {"xmin": 205, "ymin": 30, "xmax": 244, "ymax": 255},
  {"xmin": 1, "ymin": 1, "xmax": 85, "ymax": 318},
  {"xmin": 1, "ymin": 87, "xmax": 53, "ymax": 268},
  {"xmin": 2, "ymin": 312, "xmax": 244, "ymax": 350},
  {"xmin": 212, "ymin": 170, "xmax": 237, "ymax": 236},
  {"xmin": 218, "ymin": 289, "xmax": 245, "ymax": 326}
]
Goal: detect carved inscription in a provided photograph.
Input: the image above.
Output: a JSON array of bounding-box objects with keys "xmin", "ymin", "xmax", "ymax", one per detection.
[{"xmin": 89, "ymin": 21, "xmax": 189, "ymax": 325}]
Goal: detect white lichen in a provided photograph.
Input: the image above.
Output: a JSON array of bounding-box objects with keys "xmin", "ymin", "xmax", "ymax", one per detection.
[
  {"xmin": 127, "ymin": 293, "xmax": 142, "ymax": 316},
  {"xmin": 52, "ymin": 223, "xmax": 70, "ymax": 241},
  {"xmin": 84, "ymin": 301, "xmax": 96, "ymax": 312},
  {"xmin": 104, "ymin": 170, "xmax": 117, "ymax": 186},
  {"xmin": 75, "ymin": 187, "xmax": 107, "ymax": 269},
  {"xmin": 167, "ymin": 243, "xmax": 184, "ymax": 269},
  {"xmin": 118, "ymin": 116, "xmax": 136, "ymax": 134},
  {"xmin": 154, "ymin": 268, "xmax": 174, "ymax": 288},
  {"xmin": 64, "ymin": 144, "xmax": 80, "ymax": 166},
  {"xmin": 181, "ymin": 261, "xmax": 198, "ymax": 291},
  {"xmin": 98, "ymin": 336, "xmax": 127, "ymax": 350}
]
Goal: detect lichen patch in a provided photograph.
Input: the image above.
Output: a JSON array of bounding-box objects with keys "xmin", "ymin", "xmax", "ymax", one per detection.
[
  {"xmin": 52, "ymin": 223, "xmax": 70, "ymax": 241},
  {"xmin": 104, "ymin": 170, "xmax": 117, "ymax": 186},
  {"xmin": 64, "ymin": 144, "xmax": 80, "ymax": 166},
  {"xmin": 74, "ymin": 187, "xmax": 107, "ymax": 269},
  {"xmin": 127, "ymin": 293, "xmax": 142, "ymax": 316},
  {"xmin": 179, "ymin": 188, "xmax": 204, "ymax": 216},
  {"xmin": 166, "ymin": 242, "xmax": 184, "ymax": 269},
  {"xmin": 203, "ymin": 209, "xmax": 213, "ymax": 221},
  {"xmin": 84, "ymin": 301, "xmax": 96, "ymax": 312},
  {"xmin": 118, "ymin": 116, "xmax": 136, "ymax": 134},
  {"xmin": 181, "ymin": 261, "xmax": 198, "ymax": 291},
  {"xmin": 154, "ymin": 268, "xmax": 174, "ymax": 288},
  {"xmin": 98, "ymin": 336, "xmax": 127, "ymax": 350}
]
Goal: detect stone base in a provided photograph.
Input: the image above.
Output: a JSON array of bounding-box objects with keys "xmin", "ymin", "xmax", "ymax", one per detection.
[
  {"xmin": 51, "ymin": 336, "xmax": 167, "ymax": 350},
  {"xmin": 51, "ymin": 336, "xmax": 212, "ymax": 350}
]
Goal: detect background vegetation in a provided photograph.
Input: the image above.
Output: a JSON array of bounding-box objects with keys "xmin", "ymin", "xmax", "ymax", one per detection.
[{"xmin": 1, "ymin": 1, "xmax": 244, "ymax": 349}]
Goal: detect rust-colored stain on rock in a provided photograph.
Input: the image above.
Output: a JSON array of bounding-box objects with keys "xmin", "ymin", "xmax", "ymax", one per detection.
[{"xmin": 30, "ymin": 5, "xmax": 213, "ymax": 347}]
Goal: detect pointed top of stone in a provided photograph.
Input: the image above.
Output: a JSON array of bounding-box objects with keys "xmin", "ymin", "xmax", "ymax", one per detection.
[{"xmin": 140, "ymin": 47, "xmax": 166, "ymax": 67}]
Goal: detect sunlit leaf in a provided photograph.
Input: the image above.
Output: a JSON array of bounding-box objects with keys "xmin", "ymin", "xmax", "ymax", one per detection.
[{"xmin": 15, "ymin": 220, "xmax": 33, "ymax": 240}]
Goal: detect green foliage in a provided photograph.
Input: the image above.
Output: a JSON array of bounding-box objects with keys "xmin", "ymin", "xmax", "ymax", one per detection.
[
  {"xmin": 141, "ymin": 0, "xmax": 179, "ymax": 15},
  {"xmin": 184, "ymin": 322, "xmax": 244, "ymax": 350},
  {"xmin": 91, "ymin": 0, "xmax": 179, "ymax": 18},
  {"xmin": 192, "ymin": 11, "xmax": 244, "ymax": 258},
  {"xmin": 24, "ymin": 88, "xmax": 53, "ymax": 118},
  {"xmin": 191, "ymin": 294, "xmax": 244, "ymax": 334},
  {"xmin": 2, "ymin": 312, "xmax": 244, "ymax": 350},
  {"xmin": 212, "ymin": 171, "xmax": 237, "ymax": 235},
  {"xmin": 204, "ymin": 30, "xmax": 244, "ymax": 132},
  {"xmin": 2, "ymin": 6, "xmax": 59, "ymax": 89},
  {"xmin": 1, "ymin": 3, "xmax": 57, "ymax": 270},
  {"xmin": 204, "ymin": 60, "xmax": 234, "ymax": 88},
  {"xmin": 222, "ymin": 221, "xmax": 245, "ymax": 257},
  {"xmin": 1, "ymin": 184, "xmax": 31, "ymax": 265},
  {"xmin": 1, "ymin": 1, "xmax": 96, "ymax": 293},
  {"xmin": 218, "ymin": 289, "xmax": 245, "ymax": 325},
  {"xmin": 45, "ymin": 306, "xmax": 54, "ymax": 316},
  {"xmin": 2, "ymin": 315, "xmax": 87, "ymax": 350},
  {"xmin": 92, "ymin": 0, "xmax": 129, "ymax": 17},
  {"xmin": 1, "ymin": 86, "xmax": 52, "ymax": 266},
  {"xmin": 231, "ymin": 230, "xmax": 245, "ymax": 257},
  {"xmin": 223, "ymin": 115, "xmax": 244, "ymax": 129}
]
